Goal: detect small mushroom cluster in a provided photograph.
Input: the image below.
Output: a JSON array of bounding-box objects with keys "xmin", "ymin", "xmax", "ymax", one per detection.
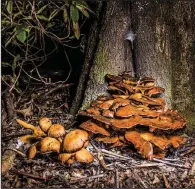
[
  {"xmin": 16, "ymin": 118, "xmax": 94, "ymax": 164},
  {"xmin": 78, "ymin": 73, "xmax": 187, "ymax": 160}
]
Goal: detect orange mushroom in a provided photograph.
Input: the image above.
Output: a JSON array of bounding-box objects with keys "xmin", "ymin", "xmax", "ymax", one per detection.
[
  {"xmin": 38, "ymin": 137, "xmax": 61, "ymax": 153},
  {"xmin": 86, "ymin": 107, "xmax": 101, "ymax": 116},
  {"xmin": 39, "ymin": 117, "xmax": 52, "ymax": 132},
  {"xmin": 95, "ymin": 136, "xmax": 119, "ymax": 144},
  {"xmin": 75, "ymin": 148, "xmax": 94, "ymax": 163},
  {"xmin": 47, "ymin": 124, "xmax": 66, "ymax": 138},
  {"xmin": 16, "ymin": 119, "xmax": 46, "ymax": 143},
  {"xmin": 63, "ymin": 129, "xmax": 89, "ymax": 152},
  {"xmin": 79, "ymin": 120, "xmax": 110, "ymax": 136},
  {"xmin": 168, "ymin": 135, "xmax": 187, "ymax": 148},
  {"xmin": 97, "ymin": 99, "xmax": 114, "ymax": 110},
  {"xmin": 28, "ymin": 143, "xmax": 37, "ymax": 159},
  {"xmin": 58, "ymin": 153, "xmax": 75, "ymax": 164},
  {"xmin": 102, "ymin": 110, "xmax": 114, "ymax": 118}
]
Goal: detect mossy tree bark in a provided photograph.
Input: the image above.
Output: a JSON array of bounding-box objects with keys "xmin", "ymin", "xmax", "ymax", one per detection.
[
  {"xmin": 71, "ymin": 0, "xmax": 134, "ymax": 115},
  {"xmin": 170, "ymin": 2, "xmax": 195, "ymax": 133},
  {"xmin": 71, "ymin": 0, "xmax": 195, "ymax": 133},
  {"xmin": 132, "ymin": 1, "xmax": 173, "ymax": 108},
  {"xmin": 132, "ymin": 1, "xmax": 195, "ymax": 132}
]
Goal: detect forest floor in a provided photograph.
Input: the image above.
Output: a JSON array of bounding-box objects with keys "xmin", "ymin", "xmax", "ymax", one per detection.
[{"xmin": 2, "ymin": 80, "xmax": 195, "ymax": 188}]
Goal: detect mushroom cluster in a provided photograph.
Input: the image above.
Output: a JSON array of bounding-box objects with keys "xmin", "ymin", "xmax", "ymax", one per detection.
[
  {"xmin": 16, "ymin": 118, "xmax": 94, "ymax": 164},
  {"xmin": 78, "ymin": 73, "xmax": 187, "ymax": 160},
  {"xmin": 17, "ymin": 73, "xmax": 187, "ymax": 163}
]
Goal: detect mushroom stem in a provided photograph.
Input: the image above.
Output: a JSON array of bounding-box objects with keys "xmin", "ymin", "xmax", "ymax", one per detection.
[{"xmin": 16, "ymin": 119, "xmax": 35, "ymax": 130}]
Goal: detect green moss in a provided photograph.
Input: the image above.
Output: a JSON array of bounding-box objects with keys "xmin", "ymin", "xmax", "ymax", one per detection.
[
  {"xmin": 92, "ymin": 42, "xmax": 110, "ymax": 84},
  {"xmin": 80, "ymin": 102, "xmax": 91, "ymax": 111},
  {"xmin": 180, "ymin": 111, "xmax": 195, "ymax": 135}
]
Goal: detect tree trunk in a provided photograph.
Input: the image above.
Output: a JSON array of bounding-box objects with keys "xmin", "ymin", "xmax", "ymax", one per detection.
[
  {"xmin": 71, "ymin": 0, "xmax": 195, "ymax": 133},
  {"xmin": 132, "ymin": 1, "xmax": 195, "ymax": 132},
  {"xmin": 71, "ymin": 0, "xmax": 133, "ymax": 114},
  {"xmin": 132, "ymin": 1, "xmax": 173, "ymax": 108}
]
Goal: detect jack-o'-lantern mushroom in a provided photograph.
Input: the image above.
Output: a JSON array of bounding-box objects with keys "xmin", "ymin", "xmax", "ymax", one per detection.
[
  {"xmin": 47, "ymin": 124, "xmax": 66, "ymax": 138},
  {"xmin": 63, "ymin": 129, "xmax": 89, "ymax": 152},
  {"xmin": 39, "ymin": 117, "xmax": 52, "ymax": 132},
  {"xmin": 38, "ymin": 137, "xmax": 61, "ymax": 153},
  {"xmin": 75, "ymin": 148, "xmax": 94, "ymax": 163},
  {"xmin": 79, "ymin": 120, "xmax": 110, "ymax": 136},
  {"xmin": 58, "ymin": 153, "xmax": 75, "ymax": 164}
]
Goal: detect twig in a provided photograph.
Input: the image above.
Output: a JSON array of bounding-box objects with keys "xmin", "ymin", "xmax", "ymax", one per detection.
[
  {"xmin": 162, "ymin": 174, "xmax": 171, "ymax": 188},
  {"xmin": 115, "ymin": 167, "xmax": 119, "ymax": 188},
  {"xmin": 103, "ymin": 153, "xmax": 131, "ymax": 161},
  {"xmin": 43, "ymin": 83, "xmax": 74, "ymax": 97},
  {"xmin": 11, "ymin": 170, "xmax": 46, "ymax": 180},
  {"xmin": 101, "ymin": 149, "xmax": 132, "ymax": 161},
  {"xmin": 132, "ymin": 163, "xmax": 162, "ymax": 168},
  {"xmin": 71, "ymin": 174, "xmax": 104, "ymax": 181},
  {"xmin": 180, "ymin": 146, "xmax": 195, "ymax": 157},
  {"xmin": 153, "ymin": 158, "xmax": 190, "ymax": 169},
  {"xmin": 4, "ymin": 148, "xmax": 26, "ymax": 158},
  {"xmin": 163, "ymin": 158, "xmax": 181, "ymax": 162},
  {"xmin": 90, "ymin": 140, "xmax": 107, "ymax": 169},
  {"xmin": 132, "ymin": 172, "xmax": 148, "ymax": 188}
]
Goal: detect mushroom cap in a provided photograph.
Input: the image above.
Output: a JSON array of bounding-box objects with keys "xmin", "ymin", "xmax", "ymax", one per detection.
[
  {"xmin": 48, "ymin": 124, "xmax": 66, "ymax": 138},
  {"xmin": 63, "ymin": 129, "xmax": 89, "ymax": 152},
  {"xmin": 125, "ymin": 131, "xmax": 153, "ymax": 159},
  {"xmin": 97, "ymin": 99, "xmax": 114, "ymax": 110},
  {"xmin": 39, "ymin": 117, "xmax": 52, "ymax": 132},
  {"xmin": 80, "ymin": 120, "xmax": 110, "ymax": 136},
  {"xmin": 95, "ymin": 136, "xmax": 118, "ymax": 144},
  {"xmin": 58, "ymin": 153, "xmax": 75, "ymax": 164},
  {"xmin": 38, "ymin": 137, "xmax": 61, "ymax": 153},
  {"xmin": 86, "ymin": 107, "xmax": 100, "ymax": 116},
  {"xmin": 102, "ymin": 110, "xmax": 114, "ymax": 118},
  {"xmin": 33, "ymin": 126, "xmax": 47, "ymax": 137},
  {"xmin": 28, "ymin": 144, "xmax": 37, "ymax": 159},
  {"xmin": 67, "ymin": 157, "xmax": 75, "ymax": 164},
  {"xmin": 168, "ymin": 135, "xmax": 186, "ymax": 148},
  {"xmin": 75, "ymin": 148, "xmax": 94, "ymax": 163},
  {"xmin": 115, "ymin": 104, "xmax": 137, "ymax": 118},
  {"xmin": 140, "ymin": 132, "xmax": 170, "ymax": 150}
]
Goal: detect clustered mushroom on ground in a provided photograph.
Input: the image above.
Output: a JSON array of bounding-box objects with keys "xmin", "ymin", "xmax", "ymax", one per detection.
[
  {"xmin": 78, "ymin": 73, "xmax": 187, "ymax": 160},
  {"xmin": 16, "ymin": 118, "xmax": 94, "ymax": 164},
  {"xmin": 17, "ymin": 73, "xmax": 187, "ymax": 164}
]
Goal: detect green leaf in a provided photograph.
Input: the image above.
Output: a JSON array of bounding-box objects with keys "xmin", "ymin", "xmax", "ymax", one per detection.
[
  {"xmin": 70, "ymin": 5, "xmax": 79, "ymax": 22},
  {"xmin": 6, "ymin": 0, "xmax": 13, "ymax": 14},
  {"xmin": 77, "ymin": 1, "xmax": 88, "ymax": 8},
  {"xmin": 63, "ymin": 7, "xmax": 69, "ymax": 22},
  {"xmin": 76, "ymin": 4, "xmax": 89, "ymax": 18},
  {"xmin": 73, "ymin": 21, "xmax": 80, "ymax": 40},
  {"xmin": 49, "ymin": 9, "xmax": 60, "ymax": 21},
  {"xmin": 46, "ymin": 22, "xmax": 55, "ymax": 30},
  {"xmin": 16, "ymin": 27, "xmax": 27, "ymax": 43},
  {"xmin": 76, "ymin": 1, "xmax": 95, "ymax": 14},
  {"xmin": 37, "ymin": 5, "xmax": 48, "ymax": 15},
  {"xmin": 37, "ymin": 15, "xmax": 49, "ymax": 21},
  {"xmin": 22, "ymin": 16, "xmax": 32, "ymax": 20}
]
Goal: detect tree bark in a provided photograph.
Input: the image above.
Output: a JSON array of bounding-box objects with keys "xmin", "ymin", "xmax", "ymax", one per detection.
[
  {"xmin": 79, "ymin": 0, "xmax": 134, "ymax": 110},
  {"xmin": 70, "ymin": 2, "xmax": 104, "ymax": 116},
  {"xmin": 169, "ymin": 2, "xmax": 195, "ymax": 133},
  {"xmin": 132, "ymin": 1, "xmax": 173, "ymax": 108},
  {"xmin": 71, "ymin": 0, "xmax": 195, "ymax": 133},
  {"xmin": 132, "ymin": 1, "xmax": 195, "ymax": 132}
]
